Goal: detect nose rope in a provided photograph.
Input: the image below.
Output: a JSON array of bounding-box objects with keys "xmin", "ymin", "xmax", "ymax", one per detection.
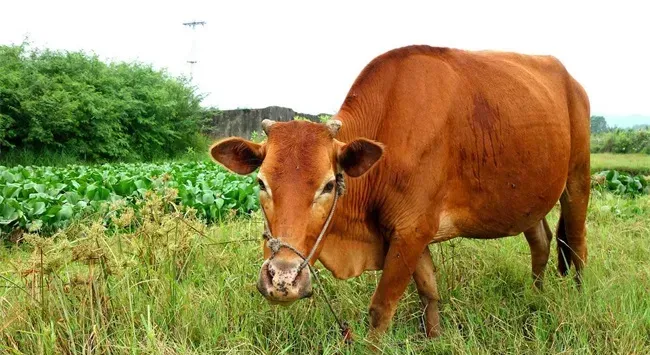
[
  {"xmin": 261, "ymin": 173, "xmax": 346, "ymax": 271},
  {"xmin": 260, "ymin": 173, "xmax": 351, "ymax": 343}
]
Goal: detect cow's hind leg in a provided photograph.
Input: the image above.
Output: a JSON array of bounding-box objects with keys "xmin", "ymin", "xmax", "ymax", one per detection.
[
  {"xmin": 557, "ymin": 173, "xmax": 589, "ymax": 286},
  {"xmin": 524, "ymin": 218, "xmax": 553, "ymax": 289},
  {"xmin": 413, "ymin": 246, "xmax": 441, "ymax": 337}
]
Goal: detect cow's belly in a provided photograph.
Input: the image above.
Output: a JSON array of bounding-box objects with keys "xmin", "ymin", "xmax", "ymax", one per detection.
[
  {"xmin": 435, "ymin": 126, "xmax": 570, "ymax": 240},
  {"xmin": 435, "ymin": 186, "xmax": 564, "ymax": 242},
  {"xmin": 443, "ymin": 184, "xmax": 562, "ymax": 240}
]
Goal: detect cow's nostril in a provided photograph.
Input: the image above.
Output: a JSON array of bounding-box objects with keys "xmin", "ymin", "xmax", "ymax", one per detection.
[{"xmin": 267, "ymin": 265, "xmax": 275, "ymax": 279}]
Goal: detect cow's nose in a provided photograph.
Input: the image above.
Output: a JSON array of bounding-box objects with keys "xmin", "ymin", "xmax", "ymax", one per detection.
[{"xmin": 257, "ymin": 258, "xmax": 312, "ymax": 304}]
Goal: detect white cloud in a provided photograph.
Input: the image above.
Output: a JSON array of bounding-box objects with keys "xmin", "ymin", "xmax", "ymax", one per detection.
[{"xmin": 1, "ymin": 0, "xmax": 648, "ymax": 116}]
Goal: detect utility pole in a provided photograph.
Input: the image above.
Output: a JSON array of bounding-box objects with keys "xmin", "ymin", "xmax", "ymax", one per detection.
[{"xmin": 182, "ymin": 21, "xmax": 206, "ymax": 80}]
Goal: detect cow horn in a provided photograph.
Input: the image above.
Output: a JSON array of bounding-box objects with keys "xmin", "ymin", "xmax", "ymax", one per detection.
[
  {"xmin": 261, "ymin": 119, "xmax": 276, "ymax": 135},
  {"xmin": 325, "ymin": 119, "xmax": 342, "ymax": 137}
]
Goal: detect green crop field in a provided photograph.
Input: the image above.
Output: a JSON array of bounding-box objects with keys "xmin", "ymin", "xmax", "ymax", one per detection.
[
  {"xmin": 0, "ymin": 162, "xmax": 259, "ymax": 237},
  {"xmin": 0, "ymin": 153, "xmax": 649, "ymax": 354},
  {"xmin": 591, "ymin": 153, "xmax": 650, "ymax": 175}
]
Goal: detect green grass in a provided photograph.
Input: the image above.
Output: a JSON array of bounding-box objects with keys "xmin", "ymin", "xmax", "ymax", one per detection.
[
  {"xmin": 1, "ymin": 190, "xmax": 649, "ymax": 354},
  {"xmin": 591, "ymin": 153, "xmax": 650, "ymax": 175}
]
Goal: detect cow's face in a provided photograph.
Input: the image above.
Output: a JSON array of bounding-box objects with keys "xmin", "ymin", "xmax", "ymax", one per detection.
[{"xmin": 210, "ymin": 119, "xmax": 383, "ymax": 304}]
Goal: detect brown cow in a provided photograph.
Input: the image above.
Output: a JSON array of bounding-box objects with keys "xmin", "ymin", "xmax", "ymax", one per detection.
[{"xmin": 209, "ymin": 45, "xmax": 590, "ymax": 340}]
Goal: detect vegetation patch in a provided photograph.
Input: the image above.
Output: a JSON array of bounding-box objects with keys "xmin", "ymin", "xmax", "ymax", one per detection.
[
  {"xmin": 591, "ymin": 170, "xmax": 649, "ymax": 197},
  {"xmin": 0, "ymin": 162, "xmax": 258, "ymax": 239},
  {"xmin": 591, "ymin": 129, "xmax": 650, "ymax": 155}
]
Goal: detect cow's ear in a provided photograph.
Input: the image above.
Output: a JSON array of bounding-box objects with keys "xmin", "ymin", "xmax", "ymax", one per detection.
[
  {"xmin": 336, "ymin": 138, "xmax": 384, "ymax": 177},
  {"xmin": 210, "ymin": 138, "xmax": 264, "ymax": 175}
]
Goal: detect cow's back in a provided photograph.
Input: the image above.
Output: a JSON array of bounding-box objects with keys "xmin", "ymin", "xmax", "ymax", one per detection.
[{"xmin": 337, "ymin": 46, "xmax": 589, "ymax": 239}]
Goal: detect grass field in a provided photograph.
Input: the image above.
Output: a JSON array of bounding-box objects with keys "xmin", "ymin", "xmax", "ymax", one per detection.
[
  {"xmin": 1, "ymin": 188, "xmax": 649, "ymax": 354},
  {"xmin": 591, "ymin": 153, "xmax": 650, "ymax": 175}
]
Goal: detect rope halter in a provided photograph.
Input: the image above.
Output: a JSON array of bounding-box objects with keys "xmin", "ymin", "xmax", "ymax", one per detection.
[
  {"xmin": 260, "ymin": 173, "xmax": 346, "ymax": 272},
  {"xmin": 258, "ymin": 172, "xmax": 352, "ymax": 343}
]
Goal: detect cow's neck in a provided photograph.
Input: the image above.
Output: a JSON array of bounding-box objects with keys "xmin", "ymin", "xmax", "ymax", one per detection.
[
  {"xmin": 329, "ymin": 86, "xmax": 388, "ymax": 243},
  {"xmin": 329, "ymin": 174, "xmax": 377, "ymax": 238},
  {"xmin": 317, "ymin": 103, "xmax": 389, "ymax": 278}
]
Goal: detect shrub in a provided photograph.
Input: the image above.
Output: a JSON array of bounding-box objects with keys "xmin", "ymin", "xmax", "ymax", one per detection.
[
  {"xmin": 0, "ymin": 41, "xmax": 206, "ymax": 163},
  {"xmin": 591, "ymin": 129, "xmax": 650, "ymax": 154}
]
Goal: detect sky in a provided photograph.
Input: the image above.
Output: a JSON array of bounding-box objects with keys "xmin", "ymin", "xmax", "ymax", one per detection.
[{"xmin": 1, "ymin": 0, "xmax": 649, "ymax": 124}]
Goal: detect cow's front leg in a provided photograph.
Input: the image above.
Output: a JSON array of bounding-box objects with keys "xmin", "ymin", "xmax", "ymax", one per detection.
[
  {"xmin": 367, "ymin": 232, "xmax": 429, "ymax": 340},
  {"xmin": 413, "ymin": 245, "xmax": 441, "ymax": 337}
]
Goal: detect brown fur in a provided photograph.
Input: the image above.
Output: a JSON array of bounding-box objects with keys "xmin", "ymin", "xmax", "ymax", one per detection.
[{"xmin": 210, "ymin": 45, "xmax": 591, "ymax": 340}]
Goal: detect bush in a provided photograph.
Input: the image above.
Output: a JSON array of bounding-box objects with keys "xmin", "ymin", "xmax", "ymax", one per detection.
[
  {"xmin": 591, "ymin": 129, "xmax": 650, "ymax": 154},
  {"xmin": 0, "ymin": 41, "xmax": 207, "ymax": 163}
]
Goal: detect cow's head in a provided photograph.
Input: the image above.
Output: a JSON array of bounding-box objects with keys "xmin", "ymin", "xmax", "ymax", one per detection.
[{"xmin": 209, "ymin": 119, "xmax": 383, "ymax": 304}]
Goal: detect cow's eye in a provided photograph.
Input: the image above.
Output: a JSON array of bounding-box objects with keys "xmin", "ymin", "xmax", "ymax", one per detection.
[
  {"xmin": 322, "ymin": 181, "xmax": 335, "ymax": 194},
  {"xmin": 258, "ymin": 178, "xmax": 266, "ymax": 192}
]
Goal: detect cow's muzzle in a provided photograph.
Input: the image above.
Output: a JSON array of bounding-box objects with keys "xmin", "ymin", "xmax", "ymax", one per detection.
[{"xmin": 257, "ymin": 258, "xmax": 312, "ymax": 304}]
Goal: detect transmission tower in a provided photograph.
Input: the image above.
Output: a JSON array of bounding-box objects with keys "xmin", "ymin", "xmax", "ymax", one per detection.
[{"xmin": 183, "ymin": 21, "xmax": 206, "ymax": 80}]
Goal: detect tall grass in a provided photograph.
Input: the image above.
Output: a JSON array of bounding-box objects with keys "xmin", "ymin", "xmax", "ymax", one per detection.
[{"xmin": 1, "ymin": 190, "xmax": 649, "ymax": 354}]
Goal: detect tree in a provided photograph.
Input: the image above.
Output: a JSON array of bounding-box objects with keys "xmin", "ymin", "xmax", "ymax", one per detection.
[{"xmin": 590, "ymin": 115, "xmax": 608, "ymax": 134}]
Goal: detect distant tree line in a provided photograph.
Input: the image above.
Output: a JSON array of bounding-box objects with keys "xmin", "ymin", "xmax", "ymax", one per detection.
[
  {"xmin": 590, "ymin": 116, "xmax": 650, "ymax": 154},
  {"xmin": 0, "ymin": 42, "xmax": 211, "ymax": 163},
  {"xmin": 590, "ymin": 115, "xmax": 609, "ymax": 134}
]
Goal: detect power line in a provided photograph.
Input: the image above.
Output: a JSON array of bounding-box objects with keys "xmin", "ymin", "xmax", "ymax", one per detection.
[
  {"xmin": 182, "ymin": 21, "xmax": 206, "ymax": 80},
  {"xmin": 183, "ymin": 21, "xmax": 206, "ymax": 28}
]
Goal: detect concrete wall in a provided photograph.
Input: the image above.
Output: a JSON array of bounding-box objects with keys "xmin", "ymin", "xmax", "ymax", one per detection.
[{"xmin": 204, "ymin": 106, "xmax": 330, "ymax": 139}]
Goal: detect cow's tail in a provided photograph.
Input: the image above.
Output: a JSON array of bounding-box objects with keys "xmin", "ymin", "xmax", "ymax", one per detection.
[{"xmin": 556, "ymin": 213, "xmax": 572, "ymax": 275}]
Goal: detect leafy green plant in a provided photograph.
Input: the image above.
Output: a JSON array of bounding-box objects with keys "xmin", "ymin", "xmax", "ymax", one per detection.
[
  {"xmin": 592, "ymin": 170, "xmax": 649, "ymax": 197},
  {"xmin": 0, "ymin": 162, "xmax": 259, "ymax": 237}
]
